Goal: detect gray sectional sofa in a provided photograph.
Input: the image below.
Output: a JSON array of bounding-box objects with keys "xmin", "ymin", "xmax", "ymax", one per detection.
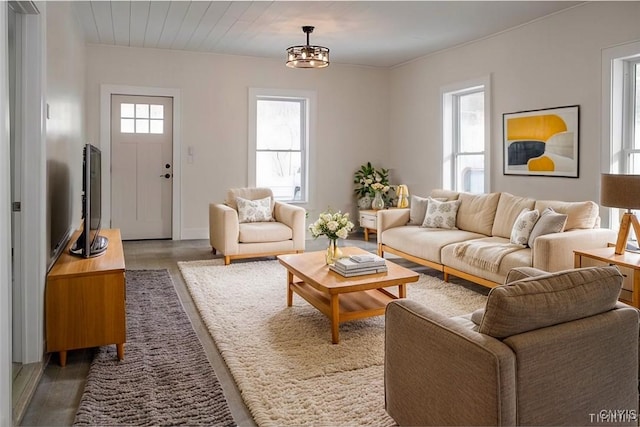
[{"xmin": 377, "ymin": 190, "xmax": 617, "ymax": 288}]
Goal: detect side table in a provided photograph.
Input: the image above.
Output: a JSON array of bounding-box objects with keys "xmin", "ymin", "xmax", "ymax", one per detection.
[
  {"xmin": 574, "ymin": 247, "xmax": 639, "ymax": 308},
  {"xmin": 359, "ymin": 209, "xmax": 378, "ymax": 241}
]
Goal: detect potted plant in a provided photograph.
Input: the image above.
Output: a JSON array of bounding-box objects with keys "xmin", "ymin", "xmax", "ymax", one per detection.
[{"xmin": 353, "ymin": 162, "xmax": 392, "ymax": 209}]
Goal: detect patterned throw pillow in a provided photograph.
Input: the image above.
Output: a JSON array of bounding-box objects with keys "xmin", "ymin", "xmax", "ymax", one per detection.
[
  {"xmin": 421, "ymin": 198, "xmax": 461, "ymax": 229},
  {"xmin": 236, "ymin": 196, "xmax": 273, "ymax": 223},
  {"xmin": 510, "ymin": 208, "xmax": 540, "ymax": 246}
]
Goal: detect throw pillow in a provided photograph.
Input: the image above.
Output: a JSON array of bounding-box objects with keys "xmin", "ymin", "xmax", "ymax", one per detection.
[
  {"xmin": 421, "ymin": 198, "xmax": 461, "ymax": 230},
  {"xmin": 236, "ymin": 196, "xmax": 273, "ymax": 223},
  {"xmin": 527, "ymin": 207, "xmax": 568, "ymax": 247},
  {"xmin": 509, "ymin": 208, "xmax": 540, "ymax": 246},
  {"xmin": 409, "ymin": 196, "xmax": 447, "ymax": 225},
  {"xmin": 408, "ymin": 195, "xmax": 429, "ymax": 225}
]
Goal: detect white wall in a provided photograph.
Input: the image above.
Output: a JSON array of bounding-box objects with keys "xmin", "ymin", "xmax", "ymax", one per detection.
[
  {"xmin": 85, "ymin": 46, "xmax": 390, "ymax": 238},
  {"xmin": 389, "ymin": 2, "xmax": 640, "ymax": 207},
  {"xmin": 46, "ymin": 1, "xmax": 86, "ymax": 260}
]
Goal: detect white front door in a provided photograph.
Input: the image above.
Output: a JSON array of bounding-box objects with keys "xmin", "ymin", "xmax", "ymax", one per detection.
[{"xmin": 111, "ymin": 95, "xmax": 173, "ymax": 240}]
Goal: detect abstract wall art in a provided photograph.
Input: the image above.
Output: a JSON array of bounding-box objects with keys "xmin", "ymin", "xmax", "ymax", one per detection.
[{"xmin": 503, "ymin": 105, "xmax": 579, "ymax": 178}]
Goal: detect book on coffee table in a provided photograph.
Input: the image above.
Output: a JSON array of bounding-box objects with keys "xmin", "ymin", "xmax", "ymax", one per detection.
[
  {"xmin": 329, "ymin": 264, "xmax": 388, "ymax": 277},
  {"xmin": 335, "ymin": 255, "xmax": 386, "ymax": 271}
]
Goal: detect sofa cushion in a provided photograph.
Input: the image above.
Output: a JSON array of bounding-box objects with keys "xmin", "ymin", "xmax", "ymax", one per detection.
[
  {"xmin": 491, "ymin": 193, "xmax": 536, "ymax": 238},
  {"xmin": 441, "ymin": 237, "xmax": 531, "ymax": 284},
  {"xmin": 533, "ymin": 200, "xmax": 598, "ymax": 230},
  {"xmin": 478, "ymin": 266, "xmax": 623, "ymax": 338},
  {"xmin": 510, "ymin": 209, "xmax": 540, "ymax": 246},
  {"xmin": 238, "ymin": 221, "xmax": 292, "ymax": 243},
  {"xmin": 527, "ymin": 207, "xmax": 568, "ymax": 247},
  {"xmin": 422, "ymin": 198, "xmax": 461, "ymax": 229},
  {"xmin": 456, "ymin": 192, "xmax": 501, "ymax": 236},
  {"xmin": 430, "ymin": 189, "xmax": 460, "ymax": 201},
  {"xmin": 236, "ymin": 196, "xmax": 273, "ymax": 223},
  {"xmin": 382, "ymin": 226, "xmax": 484, "ymax": 264}
]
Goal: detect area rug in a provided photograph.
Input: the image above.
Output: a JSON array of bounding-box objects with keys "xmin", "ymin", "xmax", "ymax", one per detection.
[
  {"xmin": 178, "ymin": 259, "xmax": 488, "ymax": 426},
  {"xmin": 73, "ymin": 269, "xmax": 235, "ymax": 426}
]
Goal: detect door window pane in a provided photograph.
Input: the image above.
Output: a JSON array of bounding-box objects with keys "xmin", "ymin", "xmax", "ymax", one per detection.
[
  {"xmin": 121, "ymin": 118, "xmax": 134, "ymax": 133},
  {"xmin": 136, "ymin": 104, "xmax": 149, "ymax": 118},
  {"xmin": 136, "ymin": 119, "xmax": 149, "ymax": 133},
  {"xmin": 149, "ymin": 119, "xmax": 163, "ymax": 134},
  {"xmin": 121, "ymin": 103, "xmax": 134, "ymax": 118},
  {"xmin": 150, "ymin": 104, "xmax": 164, "ymax": 119}
]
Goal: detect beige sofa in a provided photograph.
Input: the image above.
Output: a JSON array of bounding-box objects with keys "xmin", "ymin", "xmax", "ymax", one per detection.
[
  {"xmin": 385, "ymin": 265, "xmax": 639, "ymax": 426},
  {"xmin": 209, "ymin": 187, "xmax": 306, "ymax": 265},
  {"xmin": 378, "ymin": 190, "xmax": 617, "ymax": 288}
]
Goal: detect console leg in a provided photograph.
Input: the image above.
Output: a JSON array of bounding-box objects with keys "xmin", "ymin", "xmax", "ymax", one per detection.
[
  {"xmin": 116, "ymin": 343, "xmax": 125, "ymax": 361},
  {"xmin": 59, "ymin": 351, "xmax": 67, "ymax": 367}
]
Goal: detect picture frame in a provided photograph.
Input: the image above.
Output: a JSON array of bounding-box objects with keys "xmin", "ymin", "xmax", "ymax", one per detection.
[{"xmin": 503, "ymin": 105, "xmax": 579, "ymax": 178}]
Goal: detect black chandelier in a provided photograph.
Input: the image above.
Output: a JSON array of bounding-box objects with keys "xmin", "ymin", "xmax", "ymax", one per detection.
[{"xmin": 286, "ymin": 26, "xmax": 330, "ymax": 69}]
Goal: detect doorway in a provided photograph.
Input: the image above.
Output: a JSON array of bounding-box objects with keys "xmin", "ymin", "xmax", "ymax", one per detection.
[{"xmin": 111, "ymin": 95, "xmax": 174, "ymax": 240}]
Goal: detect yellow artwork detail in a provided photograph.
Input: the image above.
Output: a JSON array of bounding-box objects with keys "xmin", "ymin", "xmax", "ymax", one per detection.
[
  {"xmin": 528, "ymin": 156, "xmax": 555, "ymax": 171},
  {"xmin": 507, "ymin": 115, "xmax": 567, "ymax": 141}
]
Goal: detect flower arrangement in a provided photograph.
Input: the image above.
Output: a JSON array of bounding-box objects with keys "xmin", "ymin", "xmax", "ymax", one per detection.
[
  {"xmin": 309, "ymin": 210, "xmax": 355, "ymax": 241},
  {"xmin": 353, "ymin": 162, "xmax": 390, "ymax": 198},
  {"xmin": 370, "ymin": 182, "xmax": 390, "ymax": 193}
]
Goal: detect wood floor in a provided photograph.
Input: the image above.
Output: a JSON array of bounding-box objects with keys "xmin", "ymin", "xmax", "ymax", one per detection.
[{"xmin": 18, "ymin": 235, "xmax": 383, "ymax": 426}]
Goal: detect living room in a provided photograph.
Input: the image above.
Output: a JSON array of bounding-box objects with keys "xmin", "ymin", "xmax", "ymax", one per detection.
[{"xmin": 2, "ymin": 1, "xmax": 640, "ymax": 425}]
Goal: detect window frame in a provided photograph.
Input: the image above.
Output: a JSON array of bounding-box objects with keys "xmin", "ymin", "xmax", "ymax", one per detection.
[
  {"xmin": 602, "ymin": 42, "xmax": 640, "ymax": 230},
  {"xmin": 248, "ymin": 88, "xmax": 316, "ymax": 204},
  {"xmin": 441, "ymin": 76, "xmax": 491, "ymax": 193}
]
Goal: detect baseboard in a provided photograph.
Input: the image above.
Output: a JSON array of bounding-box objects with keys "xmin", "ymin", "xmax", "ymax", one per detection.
[
  {"xmin": 180, "ymin": 228, "xmax": 209, "ymax": 240},
  {"xmin": 12, "ymin": 355, "xmax": 48, "ymax": 425}
]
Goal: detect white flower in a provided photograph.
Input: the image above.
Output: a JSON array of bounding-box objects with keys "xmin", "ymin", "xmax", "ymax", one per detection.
[
  {"xmin": 321, "ymin": 213, "xmax": 332, "ymax": 222},
  {"xmin": 327, "ymin": 221, "xmax": 338, "ymax": 231},
  {"xmin": 336, "ymin": 228, "xmax": 348, "ymax": 239}
]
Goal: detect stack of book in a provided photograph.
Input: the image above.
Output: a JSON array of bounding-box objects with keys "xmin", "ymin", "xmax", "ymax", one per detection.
[{"xmin": 329, "ymin": 254, "xmax": 388, "ymax": 277}]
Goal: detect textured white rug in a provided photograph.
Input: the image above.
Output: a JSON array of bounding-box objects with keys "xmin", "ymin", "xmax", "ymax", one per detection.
[{"xmin": 178, "ymin": 259, "xmax": 488, "ymax": 427}]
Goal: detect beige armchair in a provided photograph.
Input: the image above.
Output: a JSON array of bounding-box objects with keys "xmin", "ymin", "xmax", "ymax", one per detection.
[
  {"xmin": 209, "ymin": 187, "xmax": 305, "ymax": 265},
  {"xmin": 385, "ymin": 266, "xmax": 639, "ymax": 426}
]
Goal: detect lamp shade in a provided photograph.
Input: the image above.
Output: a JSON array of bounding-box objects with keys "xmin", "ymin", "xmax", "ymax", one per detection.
[{"xmin": 601, "ymin": 173, "xmax": 640, "ymax": 210}]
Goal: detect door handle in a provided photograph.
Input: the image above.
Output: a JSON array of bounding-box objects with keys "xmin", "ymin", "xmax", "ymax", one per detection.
[{"xmin": 160, "ymin": 173, "xmax": 172, "ymax": 179}]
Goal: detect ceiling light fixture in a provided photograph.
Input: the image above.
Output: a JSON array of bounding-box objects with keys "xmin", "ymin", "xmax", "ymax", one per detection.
[{"xmin": 286, "ymin": 26, "xmax": 330, "ymax": 69}]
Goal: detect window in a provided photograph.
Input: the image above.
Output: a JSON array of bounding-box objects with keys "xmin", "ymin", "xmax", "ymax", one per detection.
[
  {"xmin": 249, "ymin": 89, "xmax": 316, "ymax": 203},
  {"xmin": 604, "ymin": 42, "xmax": 640, "ymax": 232},
  {"xmin": 120, "ymin": 103, "xmax": 164, "ymax": 134},
  {"xmin": 442, "ymin": 77, "xmax": 490, "ymax": 193},
  {"xmin": 622, "ymin": 59, "xmax": 640, "ymax": 173}
]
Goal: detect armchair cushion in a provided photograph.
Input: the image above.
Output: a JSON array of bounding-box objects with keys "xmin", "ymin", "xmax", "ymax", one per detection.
[
  {"xmin": 236, "ymin": 196, "xmax": 273, "ymax": 223},
  {"xmin": 238, "ymin": 222, "xmax": 293, "ymax": 243},
  {"xmin": 479, "ymin": 266, "xmax": 623, "ymax": 338}
]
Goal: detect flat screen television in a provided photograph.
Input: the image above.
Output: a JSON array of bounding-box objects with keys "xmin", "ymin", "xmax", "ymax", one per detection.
[{"xmin": 70, "ymin": 143, "xmax": 109, "ymax": 257}]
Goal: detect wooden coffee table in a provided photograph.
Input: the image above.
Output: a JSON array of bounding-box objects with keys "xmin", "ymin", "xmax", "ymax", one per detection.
[{"xmin": 277, "ymin": 247, "xmax": 420, "ymax": 344}]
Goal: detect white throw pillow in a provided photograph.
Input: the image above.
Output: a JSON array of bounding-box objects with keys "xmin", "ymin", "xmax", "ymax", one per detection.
[
  {"xmin": 510, "ymin": 208, "xmax": 540, "ymax": 247},
  {"xmin": 236, "ymin": 196, "xmax": 273, "ymax": 223},
  {"xmin": 421, "ymin": 198, "xmax": 461, "ymax": 230}
]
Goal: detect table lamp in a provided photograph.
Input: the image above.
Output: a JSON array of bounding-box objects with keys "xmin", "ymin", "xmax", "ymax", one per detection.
[
  {"xmin": 600, "ymin": 173, "xmax": 640, "ymax": 254},
  {"xmin": 396, "ymin": 185, "xmax": 409, "ymax": 208}
]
